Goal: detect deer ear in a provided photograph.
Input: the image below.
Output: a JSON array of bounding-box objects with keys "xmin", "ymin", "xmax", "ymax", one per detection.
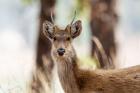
[
  {"xmin": 43, "ymin": 21, "xmax": 54, "ymax": 39},
  {"xmin": 71, "ymin": 20, "xmax": 82, "ymax": 38}
]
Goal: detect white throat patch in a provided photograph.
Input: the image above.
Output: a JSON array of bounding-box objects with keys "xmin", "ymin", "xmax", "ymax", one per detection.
[{"xmin": 51, "ymin": 64, "xmax": 65, "ymax": 93}]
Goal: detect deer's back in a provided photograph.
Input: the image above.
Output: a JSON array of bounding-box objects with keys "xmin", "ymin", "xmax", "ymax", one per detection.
[{"xmin": 77, "ymin": 65, "xmax": 140, "ymax": 93}]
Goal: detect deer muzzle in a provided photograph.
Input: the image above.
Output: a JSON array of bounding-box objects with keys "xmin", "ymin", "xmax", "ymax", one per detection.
[{"xmin": 57, "ymin": 48, "xmax": 65, "ymax": 56}]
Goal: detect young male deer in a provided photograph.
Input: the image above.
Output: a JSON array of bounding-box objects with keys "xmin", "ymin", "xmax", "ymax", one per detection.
[{"xmin": 43, "ymin": 19, "xmax": 140, "ymax": 93}]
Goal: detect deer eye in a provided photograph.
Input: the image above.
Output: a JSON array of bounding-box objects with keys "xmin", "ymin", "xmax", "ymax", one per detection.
[
  {"xmin": 66, "ymin": 37, "xmax": 70, "ymax": 41},
  {"xmin": 53, "ymin": 37, "xmax": 56, "ymax": 41}
]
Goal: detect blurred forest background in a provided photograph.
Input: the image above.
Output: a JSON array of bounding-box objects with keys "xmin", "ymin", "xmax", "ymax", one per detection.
[{"xmin": 0, "ymin": 0, "xmax": 140, "ymax": 93}]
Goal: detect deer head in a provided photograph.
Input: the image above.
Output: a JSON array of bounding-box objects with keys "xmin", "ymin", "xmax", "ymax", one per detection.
[{"xmin": 43, "ymin": 20, "xmax": 82, "ymax": 59}]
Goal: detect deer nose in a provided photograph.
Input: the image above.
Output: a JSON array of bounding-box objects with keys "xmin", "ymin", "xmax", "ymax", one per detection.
[{"xmin": 57, "ymin": 48, "xmax": 65, "ymax": 56}]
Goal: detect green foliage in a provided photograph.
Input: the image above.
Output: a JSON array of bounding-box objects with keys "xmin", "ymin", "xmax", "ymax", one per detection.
[
  {"xmin": 75, "ymin": 0, "xmax": 90, "ymax": 16},
  {"xmin": 22, "ymin": 0, "xmax": 37, "ymax": 5},
  {"xmin": 78, "ymin": 55, "xmax": 98, "ymax": 69}
]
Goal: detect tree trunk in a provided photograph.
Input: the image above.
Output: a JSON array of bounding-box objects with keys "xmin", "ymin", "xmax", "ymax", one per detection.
[
  {"xmin": 30, "ymin": 0, "xmax": 56, "ymax": 93},
  {"xmin": 90, "ymin": 0, "xmax": 118, "ymax": 69},
  {"xmin": 36, "ymin": 0, "xmax": 56, "ymax": 68}
]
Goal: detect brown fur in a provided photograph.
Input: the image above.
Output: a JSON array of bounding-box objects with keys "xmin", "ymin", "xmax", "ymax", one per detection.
[
  {"xmin": 34, "ymin": 20, "xmax": 140, "ymax": 93},
  {"xmin": 77, "ymin": 65, "xmax": 140, "ymax": 93}
]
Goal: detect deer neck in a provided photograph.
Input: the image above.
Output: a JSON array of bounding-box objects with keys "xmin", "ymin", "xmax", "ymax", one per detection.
[{"xmin": 52, "ymin": 55, "xmax": 80, "ymax": 93}]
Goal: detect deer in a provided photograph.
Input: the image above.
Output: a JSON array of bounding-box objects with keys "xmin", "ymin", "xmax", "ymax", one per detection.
[{"xmin": 40, "ymin": 15, "xmax": 140, "ymax": 93}]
